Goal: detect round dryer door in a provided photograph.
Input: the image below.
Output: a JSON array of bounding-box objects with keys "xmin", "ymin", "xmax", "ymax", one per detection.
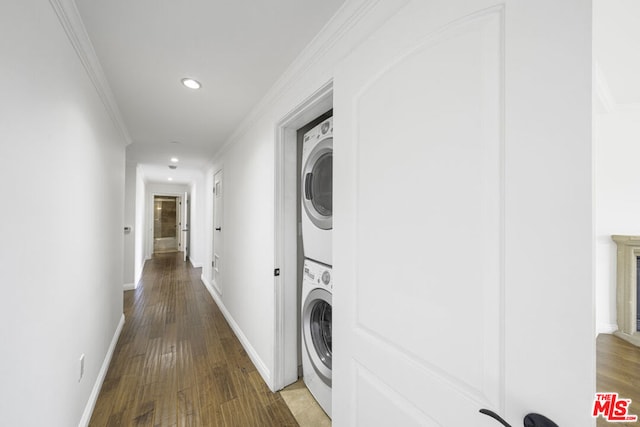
[
  {"xmin": 302, "ymin": 288, "xmax": 332, "ymax": 386},
  {"xmin": 302, "ymin": 137, "xmax": 332, "ymax": 230}
]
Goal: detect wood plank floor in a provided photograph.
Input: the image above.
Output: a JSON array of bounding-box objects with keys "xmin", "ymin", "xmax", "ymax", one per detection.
[
  {"xmin": 93, "ymin": 251, "xmax": 640, "ymax": 426},
  {"xmin": 89, "ymin": 253, "xmax": 298, "ymax": 426},
  {"xmin": 597, "ymin": 333, "xmax": 640, "ymax": 426}
]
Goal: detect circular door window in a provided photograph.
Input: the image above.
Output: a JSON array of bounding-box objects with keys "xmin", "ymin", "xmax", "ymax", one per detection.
[
  {"xmin": 310, "ymin": 152, "xmax": 332, "ymax": 217},
  {"xmin": 303, "ymin": 288, "xmax": 332, "ymax": 385},
  {"xmin": 302, "ymin": 137, "xmax": 332, "ymax": 230},
  {"xmin": 309, "ymin": 299, "xmax": 332, "ymax": 369}
]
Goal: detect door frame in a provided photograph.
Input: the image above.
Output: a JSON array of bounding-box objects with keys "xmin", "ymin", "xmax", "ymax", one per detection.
[
  {"xmin": 182, "ymin": 191, "xmax": 190, "ymax": 262},
  {"xmin": 149, "ymin": 192, "xmax": 183, "ymax": 255},
  {"xmin": 211, "ymin": 169, "xmax": 223, "ymax": 295},
  {"xmin": 273, "ymin": 80, "xmax": 333, "ymax": 391}
]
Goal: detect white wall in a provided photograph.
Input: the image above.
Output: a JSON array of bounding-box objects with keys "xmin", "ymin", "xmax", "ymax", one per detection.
[
  {"xmin": 594, "ymin": 109, "xmax": 640, "ymax": 334},
  {"xmin": 188, "ymin": 176, "xmax": 205, "ymax": 268},
  {"xmin": 123, "ymin": 163, "xmax": 136, "ymax": 288},
  {"xmin": 134, "ymin": 165, "xmax": 147, "ymax": 286},
  {"xmin": 199, "ymin": 0, "xmax": 417, "ymax": 388},
  {"xmin": 0, "ymin": 2, "xmax": 126, "ymax": 426}
]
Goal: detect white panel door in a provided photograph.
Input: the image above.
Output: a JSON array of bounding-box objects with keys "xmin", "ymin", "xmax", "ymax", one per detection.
[
  {"xmin": 182, "ymin": 191, "xmax": 190, "ymax": 262},
  {"xmin": 213, "ymin": 170, "xmax": 223, "ymax": 293},
  {"xmin": 333, "ymin": 1, "xmax": 593, "ymax": 426}
]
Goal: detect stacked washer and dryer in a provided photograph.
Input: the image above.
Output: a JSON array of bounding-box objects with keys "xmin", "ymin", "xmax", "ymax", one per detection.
[{"xmin": 300, "ymin": 117, "xmax": 333, "ymax": 417}]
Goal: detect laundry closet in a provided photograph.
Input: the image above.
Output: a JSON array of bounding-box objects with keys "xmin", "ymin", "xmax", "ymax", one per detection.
[{"xmin": 295, "ymin": 109, "xmax": 333, "ymax": 417}]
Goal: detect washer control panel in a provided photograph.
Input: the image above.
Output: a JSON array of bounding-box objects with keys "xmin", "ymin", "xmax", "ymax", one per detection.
[
  {"xmin": 303, "ymin": 259, "xmax": 332, "ymax": 290},
  {"xmin": 301, "ymin": 117, "xmax": 333, "ymax": 159}
]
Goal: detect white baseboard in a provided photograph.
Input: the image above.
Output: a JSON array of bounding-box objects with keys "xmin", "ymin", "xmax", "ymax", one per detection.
[
  {"xmin": 133, "ymin": 258, "xmax": 147, "ymax": 287},
  {"xmin": 78, "ymin": 314, "xmax": 125, "ymax": 427},
  {"xmin": 123, "ymin": 282, "xmax": 135, "ymax": 291},
  {"xmin": 190, "ymin": 259, "xmax": 202, "ymax": 268},
  {"xmin": 201, "ymin": 273, "xmax": 222, "ymax": 296},
  {"xmin": 199, "ymin": 274, "xmax": 272, "ymax": 389},
  {"xmin": 200, "ymin": 274, "xmax": 218, "ymax": 298},
  {"xmin": 597, "ymin": 322, "xmax": 618, "ymax": 336}
]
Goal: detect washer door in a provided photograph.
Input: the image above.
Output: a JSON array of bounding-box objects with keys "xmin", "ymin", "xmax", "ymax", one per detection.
[
  {"xmin": 302, "ymin": 288, "xmax": 332, "ymax": 386},
  {"xmin": 302, "ymin": 137, "xmax": 332, "ymax": 230}
]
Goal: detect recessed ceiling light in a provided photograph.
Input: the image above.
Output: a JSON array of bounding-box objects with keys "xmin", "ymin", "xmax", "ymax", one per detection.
[
  {"xmin": 170, "ymin": 157, "xmax": 179, "ymax": 163},
  {"xmin": 168, "ymin": 177, "xmax": 173, "ymax": 181},
  {"xmin": 181, "ymin": 78, "xmax": 201, "ymax": 89}
]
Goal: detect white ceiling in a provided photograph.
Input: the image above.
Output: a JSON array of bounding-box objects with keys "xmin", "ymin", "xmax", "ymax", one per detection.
[
  {"xmin": 594, "ymin": 0, "xmax": 640, "ymax": 108},
  {"xmin": 75, "ymin": 0, "xmax": 636, "ymax": 184},
  {"xmin": 75, "ymin": 0, "xmax": 344, "ymax": 184}
]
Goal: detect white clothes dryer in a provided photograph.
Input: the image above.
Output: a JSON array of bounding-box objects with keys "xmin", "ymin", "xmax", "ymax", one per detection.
[
  {"xmin": 301, "ymin": 117, "xmax": 332, "ymax": 266},
  {"xmin": 301, "ymin": 258, "xmax": 332, "ymax": 417}
]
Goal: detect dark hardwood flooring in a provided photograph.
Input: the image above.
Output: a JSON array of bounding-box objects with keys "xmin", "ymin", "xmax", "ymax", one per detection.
[
  {"xmin": 91, "ymin": 252, "xmax": 640, "ymax": 426},
  {"xmin": 597, "ymin": 333, "xmax": 640, "ymax": 427},
  {"xmin": 89, "ymin": 253, "xmax": 298, "ymax": 426}
]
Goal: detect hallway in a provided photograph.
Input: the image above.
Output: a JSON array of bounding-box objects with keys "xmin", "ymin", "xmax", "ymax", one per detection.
[
  {"xmin": 89, "ymin": 253, "xmax": 297, "ymax": 426},
  {"xmin": 0, "ymin": 1, "xmax": 604, "ymax": 425}
]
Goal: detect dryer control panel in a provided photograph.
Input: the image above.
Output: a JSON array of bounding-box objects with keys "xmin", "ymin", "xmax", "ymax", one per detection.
[{"xmin": 303, "ymin": 259, "xmax": 332, "ymax": 290}]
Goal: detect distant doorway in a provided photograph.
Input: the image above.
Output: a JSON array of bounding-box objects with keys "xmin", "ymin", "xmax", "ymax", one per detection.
[
  {"xmin": 212, "ymin": 170, "xmax": 223, "ymax": 293},
  {"xmin": 153, "ymin": 196, "xmax": 179, "ymax": 253}
]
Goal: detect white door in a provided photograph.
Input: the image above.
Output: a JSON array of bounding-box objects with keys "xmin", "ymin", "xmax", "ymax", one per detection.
[
  {"xmin": 333, "ymin": 1, "xmax": 593, "ymax": 426},
  {"xmin": 182, "ymin": 192, "xmax": 190, "ymax": 262},
  {"xmin": 212, "ymin": 170, "xmax": 223, "ymax": 292}
]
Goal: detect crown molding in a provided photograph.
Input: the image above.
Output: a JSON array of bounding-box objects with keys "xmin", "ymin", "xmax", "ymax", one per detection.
[
  {"xmin": 211, "ymin": 0, "xmax": 388, "ymax": 161},
  {"xmin": 49, "ymin": 0, "xmax": 132, "ymax": 145}
]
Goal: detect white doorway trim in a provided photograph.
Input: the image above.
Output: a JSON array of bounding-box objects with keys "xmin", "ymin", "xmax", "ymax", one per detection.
[
  {"xmin": 273, "ymin": 80, "xmax": 333, "ymax": 391},
  {"xmin": 149, "ymin": 192, "xmax": 184, "ymax": 256},
  {"xmin": 211, "ymin": 168, "xmax": 224, "ymax": 295}
]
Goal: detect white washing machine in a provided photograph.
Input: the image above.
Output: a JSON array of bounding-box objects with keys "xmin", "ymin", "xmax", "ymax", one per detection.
[
  {"xmin": 301, "ymin": 258, "xmax": 332, "ymax": 417},
  {"xmin": 301, "ymin": 117, "xmax": 332, "ymax": 266}
]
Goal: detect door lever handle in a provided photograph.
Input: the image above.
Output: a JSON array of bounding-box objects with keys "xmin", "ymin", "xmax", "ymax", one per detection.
[
  {"xmin": 480, "ymin": 409, "xmax": 512, "ymax": 427},
  {"xmin": 479, "ymin": 409, "xmax": 558, "ymax": 427},
  {"xmin": 215, "ymin": 227, "xmax": 221, "ymax": 231},
  {"xmin": 523, "ymin": 413, "xmax": 558, "ymax": 427}
]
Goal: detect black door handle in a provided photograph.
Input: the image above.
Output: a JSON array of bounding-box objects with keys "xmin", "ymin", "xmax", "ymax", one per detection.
[
  {"xmin": 523, "ymin": 413, "xmax": 558, "ymax": 427},
  {"xmin": 480, "ymin": 409, "xmax": 512, "ymax": 427},
  {"xmin": 215, "ymin": 227, "xmax": 221, "ymax": 231},
  {"xmin": 480, "ymin": 409, "xmax": 558, "ymax": 427}
]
